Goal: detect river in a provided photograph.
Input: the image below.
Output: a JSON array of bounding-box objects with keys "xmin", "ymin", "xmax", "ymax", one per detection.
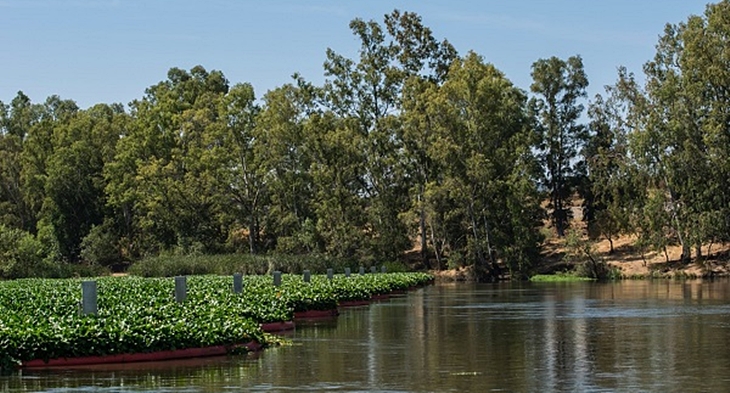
[{"xmin": 4, "ymin": 279, "xmax": 730, "ymax": 392}]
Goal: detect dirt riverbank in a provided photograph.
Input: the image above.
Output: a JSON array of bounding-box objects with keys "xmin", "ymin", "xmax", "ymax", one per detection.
[{"xmin": 430, "ymin": 233, "xmax": 730, "ymax": 282}]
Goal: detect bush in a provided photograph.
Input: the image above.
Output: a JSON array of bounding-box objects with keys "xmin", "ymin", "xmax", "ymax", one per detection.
[
  {"xmin": 128, "ymin": 253, "xmax": 367, "ymax": 278},
  {"xmin": 80, "ymin": 221, "xmax": 124, "ymax": 268},
  {"xmin": 565, "ymin": 229, "xmax": 615, "ymax": 280},
  {"xmin": 52, "ymin": 262, "xmax": 110, "ymax": 278},
  {"xmin": 0, "ymin": 225, "xmax": 57, "ymax": 279},
  {"xmin": 381, "ymin": 261, "xmax": 408, "ymax": 273}
]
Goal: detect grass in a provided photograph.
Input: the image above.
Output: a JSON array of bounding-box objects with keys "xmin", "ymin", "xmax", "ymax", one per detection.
[
  {"xmin": 529, "ymin": 273, "xmax": 595, "ymax": 282},
  {"xmin": 127, "ymin": 253, "xmax": 364, "ymax": 277}
]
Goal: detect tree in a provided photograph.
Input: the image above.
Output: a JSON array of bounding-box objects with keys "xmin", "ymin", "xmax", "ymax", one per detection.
[
  {"xmin": 401, "ymin": 77, "xmax": 444, "ymax": 267},
  {"xmin": 0, "ymin": 224, "xmax": 55, "ymax": 278},
  {"xmin": 218, "ymin": 82, "xmax": 264, "ymax": 254},
  {"xmin": 530, "ymin": 55, "xmax": 589, "ymax": 237},
  {"xmin": 0, "ymin": 96, "xmax": 28, "ymax": 229},
  {"xmin": 105, "ymin": 66, "xmax": 231, "ymax": 256},
  {"xmin": 322, "ymin": 9, "xmax": 457, "ymax": 262},
  {"xmin": 664, "ymin": 1, "xmax": 730, "ymax": 259},
  {"xmin": 584, "ymin": 84, "xmax": 635, "ymax": 254},
  {"xmin": 19, "ymin": 95, "xmax": 80, "ymax": 236},
  {"xmin": 621, "ymin": 4, "xmax": 729, "ymax": 263},
  {"xmin": 40, "ymin": 103, "xmax": 124, "ymax": 261},
  {"xmin": 304, "ymin": 112, "xmax": 368, "ymax": 259},
  {"xmin": 586, "ymin": 1, "xmax": 730, "ymax": 264},
  {"xmin": 416, "ymin": 52, "xmax": 542, "ymax": 279},
  {"xmin": 254, "ymin": 78, "xmax": 318, "ymax": 254}
]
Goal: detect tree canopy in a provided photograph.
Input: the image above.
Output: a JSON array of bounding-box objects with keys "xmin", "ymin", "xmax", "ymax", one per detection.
[{"xmin": 2, "ymin": 3, "xmax": 730, "ymax": 279}]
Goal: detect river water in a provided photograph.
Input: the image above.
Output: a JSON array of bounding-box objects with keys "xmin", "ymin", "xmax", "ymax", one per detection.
[{"xmin": 4, "ymin": 279, "xmax": 730, "ymax": 392}]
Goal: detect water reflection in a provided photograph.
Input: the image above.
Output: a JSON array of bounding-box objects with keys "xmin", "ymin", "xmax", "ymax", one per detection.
[{"xmin": 3, "ymin": 280, "xmax": 730, "ymax": 392}]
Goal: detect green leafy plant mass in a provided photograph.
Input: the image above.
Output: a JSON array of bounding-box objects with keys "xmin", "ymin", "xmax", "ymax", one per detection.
[{"xmin": 0, "ymin": 272, "xmax": 432, "ymax": 372}]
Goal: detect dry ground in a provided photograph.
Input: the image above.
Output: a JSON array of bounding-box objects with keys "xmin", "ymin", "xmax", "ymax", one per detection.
[
  {"xmin": 595, "ymin": 235, "xmax": 730, "ymax": 278},
  {"xmin": 430, "ymin": 201, "xmax": 730, "ymax": 281},
  {"xmin": 431, "ymin": 231, "xmax": 730, "ymax": 281}
]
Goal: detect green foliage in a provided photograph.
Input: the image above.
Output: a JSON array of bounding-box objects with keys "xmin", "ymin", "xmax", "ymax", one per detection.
[
  {"xmin": 6, "ymin": 4, "xmax": 730, "ymax": 279},
  {"xmin": 0, "ymin": 272, "xmax": 433, "ymax": 371},
  {"xmin": 564, "ymin": 229, "xmax": 613, "ymax": 280},
  {"xmin": 530, "ymin": 55, "xmax": 589, "ymax": 238},
  {"xmin": 403, "ymin": 52, "xmax": 544, "ymax": 279},
  {"xmin": 127, "ymin": 253, "xmax": 360, "ymax": 277},
  {"xmin": 105, "ymin": 66, "xmax": 233, "ymax": 258},
  {"xmin": 583, "ymin": 90, "xmax": 635, "ymax": 253},
  {"xmin": 0, "ymin": 11, "xmax": 543, "ymax": 280},
  {"xmin": 0, "ymin": 276, "xmax": 268, "ymax": 371},
  {"xmin": 52, "ymin": 262, "xmax": 110, "ymax": 278},
  {"xmin": 381, "ymin": 261, "xmax": 409, "ymax": 273},
  {"xmin": 318, "ymin": 10, "xmax": 456, "ymax": 262},
  {"xmin": 0, "ymin": 225, "xmax": 57, "ymax": 279},
  {"xmin": 582, "ymin": 1, "xmax": 730, "ymax": 265},
  {"xmin": 529, "ymin": 273, "xmax": 594, "ymax": 282},
  {"xmin": 80, "ymin": 220, "xmax": 124, "ymax": 268}
]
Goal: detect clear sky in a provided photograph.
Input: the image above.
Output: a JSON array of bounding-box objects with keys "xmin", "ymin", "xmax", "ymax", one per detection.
[{"xmin": 0, "ymin": 0, "xmax": 711, "ymax": 109}]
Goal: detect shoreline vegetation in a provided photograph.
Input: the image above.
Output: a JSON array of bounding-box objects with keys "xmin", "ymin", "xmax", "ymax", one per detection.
[
  {"xmin": 3, "ymin": 4, "xmax": 730, "ymax": 282},
  {"xmin": 0, "ymin": 272, "xmax": 434, "ymax": 372}
]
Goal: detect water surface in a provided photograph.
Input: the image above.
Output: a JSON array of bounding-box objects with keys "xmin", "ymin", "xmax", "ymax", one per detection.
[{"xmin": 4, "ymin": 279, "xmax": 730, "ymax": 392}]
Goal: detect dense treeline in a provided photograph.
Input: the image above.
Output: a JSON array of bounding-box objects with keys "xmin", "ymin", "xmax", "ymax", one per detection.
[{"xmin": 1, "ymin": 4, "xmax": 729, "ymax": 279}]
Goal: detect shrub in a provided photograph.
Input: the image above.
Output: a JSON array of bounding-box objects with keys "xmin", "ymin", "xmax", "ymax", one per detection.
[
  {"xmin": 80, "ymin": 221, "xmax": 124, "ymax": 269},
  {"xmin": 128, "ymin": 253, "xmax": 367, "ymax": 278},
  {"xmin": 0, "ymin": 225, "xmax": 57, "ymax": 279},
  {"xmin": 565, "ymin": 228, "xmax": 614, "ymax": 280}
]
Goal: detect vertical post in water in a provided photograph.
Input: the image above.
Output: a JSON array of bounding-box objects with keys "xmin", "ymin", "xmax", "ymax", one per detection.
[
  {"xmin": 233, "ymin": 273, "xmax": 243, "ymax": 294},
  {"xmin": 359, "ymin": 266, "xmax": 365, "ymax": 275},
  {"xmin": 345, "ymin": 267, "xmax": 351, "ymax": 277},
  {"xmin": 327, "ymin": 268, "xmax": 334, "ymax": 280},
  {"xmin": 303, "ymin": 270, "xmax": 311, "ymax": 283},
  {"xmin": 273, "ymin": 271, "xmax": 282, "ymax": 287},
  {"xmin": 81, "ymin": 280, "xmax": 97, "ymax": 316},
  {"xmin": 175, "ymin": 276, "xmax": 187, "ymax": 303},
  {"xmin": 370, "ymin": 266, "xmax": 377, "ymax": 274},
  {"xmin": 381, "ymin": 265, "xmax": 387, "ymax": 273}
]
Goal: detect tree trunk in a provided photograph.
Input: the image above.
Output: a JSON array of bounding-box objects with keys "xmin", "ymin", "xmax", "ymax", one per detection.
[
  {"xmin": 468, "ymin": 201, "xmax": 486, "ymax": 269},
  {"xmin": 428, "ymin": 220, "xmax": 442, "ymax": 271},
  {"xmin": 695, "ymin": 243, "xmax": 703, "ymax": 262},
  {"xmin": 248, "ymin": 216, "xmax": 258, "ymax": 254},
  {"xmin": 664, "ymin": 180, "xmax": 689, "ymax": 264},
  {"xmin": 607, "ymin": 236, "xmax": 614, "ymax": 255},
  {"xmin": 419, "ymin": 192, "xmax": 429, "ymax": 269},
  {"xmin": 482, "ymin": 214, "xmax": 499, "ymax": 278},
  {"xmin": 681, "ymin": 243, "xmax": 691, "ymax": 264}
]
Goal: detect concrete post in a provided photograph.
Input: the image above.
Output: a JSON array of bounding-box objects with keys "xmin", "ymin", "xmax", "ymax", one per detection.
[
  {"xmin": 303, "ymin": 270, "xmax": 311, "ymax": 283},
  {"xmin": 359, "ymin": 266, "xmax": 365, "ymax": 275},
  {"xmin": 81, "ymin": 280, "xmax": 97, "ymax": 315},
  {"xmin": 345, "ymin": 267, "xmax": 351, "ymax": 277},
  {"xmin": 175, "ymin": 276, "xmax": 187, "ymax": 303},
  {"xmin": 233, "ymin": 273, "xmax": 243, "ymax": 294},
  {"xmin": 273, "ymin": 271, "xmax": 282, "ymax": 287},
  {"xmin": 381, "ymin": 265, "xmax": 387, "ymax": 273},
  {"xmin": 370, "ymin": 266, "xmax": 377, "ymax": 274},
  {"xmin": 327, "ymin": 268, "xmax": 334, "ymax": 280}
]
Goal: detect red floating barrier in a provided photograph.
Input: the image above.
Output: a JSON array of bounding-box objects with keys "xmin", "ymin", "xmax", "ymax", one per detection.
[
  {"xmin": 293, "ymin": 309, "xmax": 339, "ymax": 319},
  {"xmin": 260, "ymin": 321, "xmax": 295, "ymax": 332},
  {"xmin": 22, "ymin": 341, "xmax": 261, "ymax": 368},
  {"xmin": 338, "ymin": 299, "xmax": 371, "ymax": 307}
]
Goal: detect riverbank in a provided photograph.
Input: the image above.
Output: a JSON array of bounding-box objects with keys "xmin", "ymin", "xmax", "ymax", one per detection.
[
  {"xmin": 598, "ymin": 235, "xmax": 730, "ymax": 279},
  {"xmin": 430, "ymin": 233, "xmax": 730, "ymax": 281}
]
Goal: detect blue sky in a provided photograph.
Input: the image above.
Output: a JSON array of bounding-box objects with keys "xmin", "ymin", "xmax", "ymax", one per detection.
[{"xmin": 0, "ymin": 0, "xmax": 711, "ymax": 109}]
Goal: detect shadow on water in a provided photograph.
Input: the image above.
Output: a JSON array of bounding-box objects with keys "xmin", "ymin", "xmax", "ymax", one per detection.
[{"xmin": 4, "ymin": 279, "xmax": 730, "ymax": 392}]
